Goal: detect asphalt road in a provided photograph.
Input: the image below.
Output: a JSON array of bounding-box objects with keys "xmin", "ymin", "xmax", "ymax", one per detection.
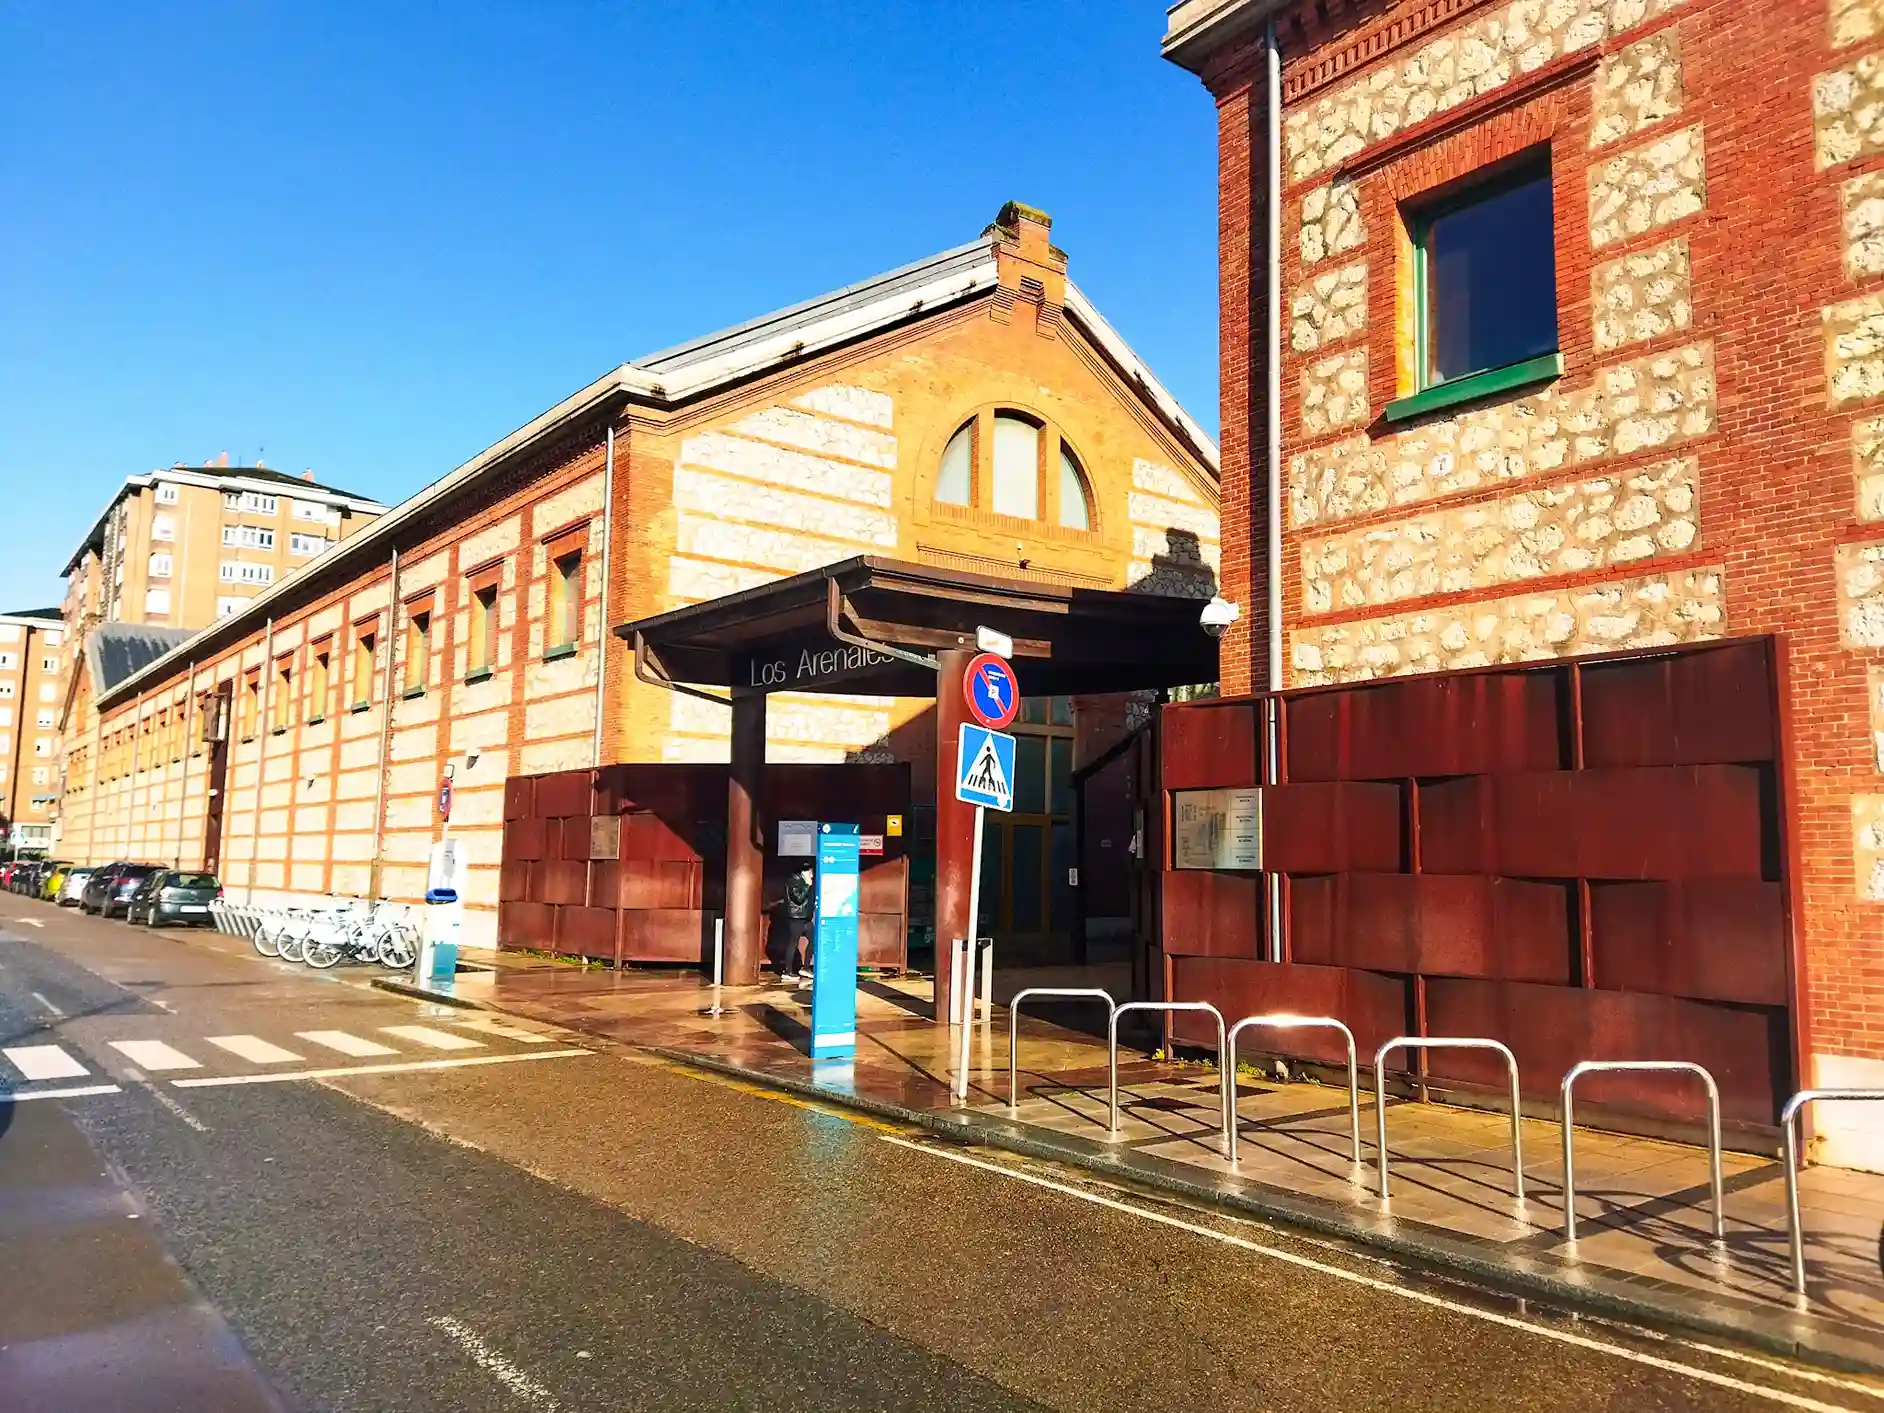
[{"xmin": 2, "ymin": 891, "xmax": 1881, "ymax": 1412}]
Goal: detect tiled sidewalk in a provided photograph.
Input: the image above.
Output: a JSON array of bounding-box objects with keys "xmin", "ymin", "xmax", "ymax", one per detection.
[{"xmin": 394, "ymin": 955, "xmax": 1884, "ymax": 1368}]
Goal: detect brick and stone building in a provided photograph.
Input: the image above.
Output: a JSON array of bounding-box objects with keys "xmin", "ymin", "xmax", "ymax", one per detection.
[
  {"xmin": 1163, "ymin": 0, "xmax": 1884, "ymax": 1165},
  {"xmin": 51, "ymin": 205, "xmax": 1220, "ymax": 954},
  {"xmin": 0, "ymin": 608, "xmax": 65, "ymax": 853}
]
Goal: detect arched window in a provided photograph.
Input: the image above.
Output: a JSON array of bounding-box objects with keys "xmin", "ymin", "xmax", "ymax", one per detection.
[
  {"xmin": 1057, "ymin": 446, "xmax": 1092, "ymax": 531},
  {"xmin": 934, "ymin": 410, "xmax": 1096, "ymax": 532}
]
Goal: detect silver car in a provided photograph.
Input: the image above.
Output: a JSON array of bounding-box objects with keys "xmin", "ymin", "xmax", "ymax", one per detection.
[{"xmin": 57, "ymin": 868, "xmax": 94, "ymax": 906}]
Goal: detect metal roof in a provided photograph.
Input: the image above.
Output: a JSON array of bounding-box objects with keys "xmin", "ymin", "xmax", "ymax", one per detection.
[{"xmin": 84, "ymin": 623, "xmax": 196, "ymax": 695}]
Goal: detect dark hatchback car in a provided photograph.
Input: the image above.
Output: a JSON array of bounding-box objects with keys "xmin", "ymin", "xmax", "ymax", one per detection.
[
  {"xmin": 82, "ymin": 863, "xmax": 156, "ymax": 918},
  {"xmin": 125, "ymin": 870, "xmax": 221, "ymax": 927}
]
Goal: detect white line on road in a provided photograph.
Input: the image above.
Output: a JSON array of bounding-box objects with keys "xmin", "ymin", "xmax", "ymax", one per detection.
[
  {"xmin": 3, "ymin": 1044, "xmax": 88, "ymax": 1080},
  {"xmin": 428, "ymin": 1315, "xmax": 561, "ymax": 1411},
  {"xmin": 171, "ymin": 1048, "xmax": 591, "ymax": 1088},
  {"xmin": 6, "ymin": 1084, "xmax": 122, "ymax": 1101},
  {"xmin": 122, "ymin": 1067, "xmax": 209, "ymax": 1133},
  {"xmin": 108, "ymin": 1040, "xmax": 202, "ymax": 1072},
  {"xmin": 29, "ymin": 991, "xmax": 63, "ymax": 1016},
  {"xmin": 882, "ymin": 1136, "xmax": 1868, "ymax": 1413},
  {"xmin": 296, "ymin": 1029, "xmax": 397, "ymax": 1058},
  {"xmin": 380, "ymin": 1025, "xmax": 484, "ymax": 1052},
  {"xmin": 452, "ymin": 1016, "xmax": 559, "ymax": 1045},
  {"xmin": 16, "ymin": 918, "xmax": 43, "ymax": 928},
  {"xmin": 205, "ymin": 1035, "xmax": 303, "ymax": 1065}
]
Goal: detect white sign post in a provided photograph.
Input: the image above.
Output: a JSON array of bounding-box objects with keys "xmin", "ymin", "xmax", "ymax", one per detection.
[{"xmin": 954, "ymin": 721, "xmax": 1016, "ymax": 1101}]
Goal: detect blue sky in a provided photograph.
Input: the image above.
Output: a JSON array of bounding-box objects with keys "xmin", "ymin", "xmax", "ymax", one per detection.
[{"xmin": 0, "ymin": 2, "xmax": 1220, "ymax": 613}]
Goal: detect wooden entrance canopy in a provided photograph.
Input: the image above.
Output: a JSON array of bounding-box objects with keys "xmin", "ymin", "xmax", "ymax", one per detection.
[
  {"xmin": 615, "ymin": 557, "xmax": 1219, "ymax": 1006},
  {"xmin": 618, "ymin": 556, "xmax": 1220, "ymax": 701}
]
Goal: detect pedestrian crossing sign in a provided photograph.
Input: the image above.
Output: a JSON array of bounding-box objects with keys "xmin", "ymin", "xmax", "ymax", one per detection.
[{"xmin": 956, "ymin": 723, "xmax": 1016, "ymax": 812}]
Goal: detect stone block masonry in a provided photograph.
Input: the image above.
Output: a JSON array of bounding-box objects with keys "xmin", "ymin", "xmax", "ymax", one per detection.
[{"xmin": 1588, "ymin": 124, "xmax": 1706, "ymax": 248}]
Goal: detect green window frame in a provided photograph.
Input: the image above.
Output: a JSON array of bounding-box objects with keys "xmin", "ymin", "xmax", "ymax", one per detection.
[{"xmin": 1387, "ymin": 154, "xmax": 1563, "ymax": 424}]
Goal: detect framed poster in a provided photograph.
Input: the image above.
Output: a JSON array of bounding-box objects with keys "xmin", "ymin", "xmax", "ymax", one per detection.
[{"xmin": 1171, "ymin": 787, "xmax": 1262, "ymax": 871}]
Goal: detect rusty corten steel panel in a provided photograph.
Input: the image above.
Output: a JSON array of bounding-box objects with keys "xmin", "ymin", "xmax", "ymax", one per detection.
[
  {"xmin": 504, "ymin": 817, "xmax": 546, "ymax": 863},
  {"xmin": 498, "ymin": 900, "xmax": 554, "ymax": 950},
  {"xmin": 498, "ymin": 858, "xmax": 529, "ymax": 903},
  {"xmin": 1162, "ymin": 869, "xmax": 1264, "ymax": 958},
  {"xmin": 1487, "ymin": 772, "xmax": 1578, "ymax": 877},
  {"xmin": 1287, "ymin": 876, "xmax": 1336, "ymax": 966},
  {"xmin": 586, "ymin": 860, "xmax": 618, "ymax": 909},
  {"xmin": 1295, "ymin": 671, "xmax": 1568, "ymax": 782},
  {"xmin": 1163, "ymin": 701, "xmax": 1259, "ymax": 790},
  {"xmin": 556, "ymin": 905, "xmax": 617, "ymax": 960},
  {"xmin": 622, "ymin": 811, "xmax": 703, "ymax": 864},
  {"xmin": 859, "ymin": 913, "xmax": 905, "ymax": 966},
  {"xmin": 1333, "ymin": 875, "xmax": 1572, "ymax": 983},
  {"xmin": 1579, "ymin": 641, "xmax": 1775, "ymax": 769},
  {"xmin": 1423, "ymin": 978, "xmax": 1782, "ymax": 1126},
  {"xmin": 535, "ymin": 859, "xmax": 588, "ymax": 907},
  {"xmin": 1168, "ymin": 957, "xmax": 1411, "ymax": 1066},
  {"xmin": 1282, "ymin": 692, "xmax": 1343, "ymax": 782},
  {"xmin": 1415, "ymin": 775, "xmax": 1492, "ymax": 875},
  {"xmin": 533, "ymin": 769, "xmax": 593, "ymax": 818},
  {"xmin": 1589, "ymin": 879, "xmax": 1789, "ymax": 1005},
  {"xmin": 1574, "ymin": 766, "xmax": 1767, "ymax": 880},
  {"xmin": 859, "ymin": 858, "xmax": 908, "ymax": 913},
  {"xmin": 559, "ymin": 818, "xmax": 593, "ymax": 861},
  {"xmin": 620, "ymin": 909, "xmax": 710, "ymax": 964},
  {"xmin": 616, "ymin": 859, "xmax": 701, "ymax": 911},
  {"xmin": 1261, "ymin": 782, "xmax": 1405, "ymax": 873},
  {"xmin": 504, "ymin": 775, "xmax": 534, "ymax": 821}
]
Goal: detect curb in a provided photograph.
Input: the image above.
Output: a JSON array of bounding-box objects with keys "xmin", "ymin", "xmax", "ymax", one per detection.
[{"xmin": 364, "ymin": 973, "xmax": 1883, "ymax": 1376}]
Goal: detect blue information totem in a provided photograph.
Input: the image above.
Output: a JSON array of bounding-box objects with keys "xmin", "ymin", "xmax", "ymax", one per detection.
[{"xmin": 809, "ymin": 822, "xmax": 861, "ymax": 1059}]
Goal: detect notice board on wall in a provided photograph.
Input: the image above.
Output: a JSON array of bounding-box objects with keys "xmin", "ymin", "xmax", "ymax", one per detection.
[{"xmin": 1172, "ymin": 787, "xmax": 1262, "ymax": 871}]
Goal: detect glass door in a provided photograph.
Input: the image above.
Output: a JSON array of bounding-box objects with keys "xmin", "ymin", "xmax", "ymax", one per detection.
[{"xmin": 976, "ymin": 696, "xmax": 1075, "ymax": 958}]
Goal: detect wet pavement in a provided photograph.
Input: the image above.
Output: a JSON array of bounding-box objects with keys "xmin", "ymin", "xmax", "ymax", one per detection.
[{"xmin": 5, "ymin": 893, "xmax": 1884, "ymax": 1410}]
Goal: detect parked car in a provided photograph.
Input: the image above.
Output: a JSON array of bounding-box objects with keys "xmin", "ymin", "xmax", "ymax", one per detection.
[
  {"xmin": 82, "ymin": 863, "xmax": 155, "ymax": 918},
  {"xmin": 40, "ymin": 864, "xmax": 67, "ymax": 901},
  {"xmin": 9, "ymin": 861, "xmax": 40, "ymax": 895},
  {"xmin": 57, "ymin": 868, "xmax": 94, "ymax": 906},
  {"xmin": 125, "ymin": 871, "xmax": 221, "ymax": 927}
]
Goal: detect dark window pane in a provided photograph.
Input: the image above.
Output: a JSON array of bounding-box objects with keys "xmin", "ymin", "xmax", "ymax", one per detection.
[
  {"xmin": 1426, "ymin": 166, "xmax": 1557, "ymax": 384},
  {"xmin": 977, "ymin": 821, "xmax": 1001, "ymax": 931},
  {"xmin": 1049, "ymin": 737, "xmax": 1074, "ymax": 818},
  {"xmin": 1010, "ymin": 825, "xmax": 1044, "ymax": 932},
  {"xmin": 1013, "ymin": 734, "xmax": 1047, "ymax": 814},
  {"xmin": 1049, "ymin": 695, "xmax": 1073, "ymax": 726},
  {"xmin": 1019, "ymin": 697, "xmax": 1047, "ymax": 725}
]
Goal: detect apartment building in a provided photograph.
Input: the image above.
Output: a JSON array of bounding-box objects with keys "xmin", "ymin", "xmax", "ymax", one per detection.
[
  {"xmin": 0, "ymin": 609, "xmax": 66, "ymax": 853},
  {"xmin": 55, "ymin": 206, "xmax": 1221, "ymax": 951},
  {"xmin": 62, "ymin": 458, "xmax": 387, "ymax": 637}
]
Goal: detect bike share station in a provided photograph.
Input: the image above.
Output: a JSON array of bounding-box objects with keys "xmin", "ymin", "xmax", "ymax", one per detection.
[{"xmin": 616, "ymin": 556, "xmax": 1220, "ymax": 1047}]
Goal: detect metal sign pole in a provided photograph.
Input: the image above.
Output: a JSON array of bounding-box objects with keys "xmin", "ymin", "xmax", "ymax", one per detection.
[{"xmin": 955, "ymin": 804, "xmax": 985, "ymax": 1101}]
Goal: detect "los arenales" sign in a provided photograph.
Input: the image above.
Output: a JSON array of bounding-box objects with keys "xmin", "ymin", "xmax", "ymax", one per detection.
[{"xmin": 744, "ymin": 642, "xmax": 894, "ymax": 690}]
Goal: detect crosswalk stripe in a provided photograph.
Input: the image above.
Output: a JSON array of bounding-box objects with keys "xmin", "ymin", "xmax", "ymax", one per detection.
[
  {"xmin": 4, "ymin": 1044, "xmax": 89, "ymax": 1081},
  {"xmin": 296, "ymin": 1030, "xmax": 397, "ymax": 1058},
  {"xmin": 452, "ymin": 1016, "xmax": 557, "ymax": 1045},
  {"xmin": 206, "ymin": 1035, "xmax": 303, "ymax": 1065},
  {"xmin": 380, "ymin": 1025, "xmax": 484, "ymax": 1052},
  {"xmin": 108, "ymin": 1041, "xmax": 201, "ymax": 1072}
]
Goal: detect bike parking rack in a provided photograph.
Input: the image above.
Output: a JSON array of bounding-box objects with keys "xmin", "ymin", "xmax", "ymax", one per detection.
[
  {"xmin": 1560, "ymin": 1061, "xmax": 1722, "ymax": 1244},
  {"xmin": 1225, "ymin": 1015, "xmax": 1361, "ymax": 1168},
  {"xmin": 1007, "ymin": 987, "xmax": 1117, "ymax": 1111},
  {"xmin": 1782, "ymin": 1088, "xmax": 1884, "ymax": 1298},
  {"xmin": 1374, "ymin": 1037, "xmax": 1524, "ymax": 1202},
  {"xmin": 1108, "ymin": 1001, "xmax": 1229, "ymax": 1145}
]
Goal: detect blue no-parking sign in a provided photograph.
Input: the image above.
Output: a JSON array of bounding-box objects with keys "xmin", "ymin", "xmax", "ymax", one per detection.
[{"xmin": 955, "ymin": 724, "xmax": 1016, "ymax": 813}]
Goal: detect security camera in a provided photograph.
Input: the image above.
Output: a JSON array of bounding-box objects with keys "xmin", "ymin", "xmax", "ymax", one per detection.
[{"xmin": 1199, "ymin": 597, "xmax": 1241, "ymax": 639}]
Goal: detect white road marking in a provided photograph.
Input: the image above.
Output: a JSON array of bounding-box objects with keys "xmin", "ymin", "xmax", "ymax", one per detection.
[
  {"xmin": 1669, "ymin": 1338, "xmax": 1884, "ymax": 1402},
  {"xmin": 205, "ymin": 1035, "xmax": 303, "ymax": 1065},
  {"xmin": 5, "ymin": 1083, "xmax": 122, "ymax": 1101},
  {"xmin": 122, "ymin": 1067, "xmax": 209, "ymax": 1132},
  {"xmin": 172, "ymin": 1048, "xmax": 590, "ymax": 1088},
  {"xmin": 4, "ymin": 1043, "xmax": 89, "ymax": 1081},
  {"xmin": 381, "ymin": 1024, "xmax": 483, "ymax": 1051},
  {"xmin": 296, "ymin": 1029, "xmax": 397, "ymax": 1058},
  {"xmin": 429, "ymin": 1314, "xmax": 560, "ymax": 1411},
  {"xmin": 29, "ymin": 991, "xmax": 64, "ymax": 1017},
  {"xmin": 16, "ymin": 918, "xmax": 43, "ymax": 928},
  {"xmin": 4, "ymin": 1044, "xmax": 89, "ymax": 1080},
  {"xmin": 882, "ymin": 1136, "xmax": 1865, "ymax": 1413},
  {"xmin": 452, "ymin": 1016, "xmax": 558, "ymax": 1045},
  {"xmin": 108, "ymin": 1040, "xmax": 202, "ymax": 1072}
]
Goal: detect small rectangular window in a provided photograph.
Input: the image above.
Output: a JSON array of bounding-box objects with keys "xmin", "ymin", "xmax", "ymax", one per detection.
[
  {"xmin": 143, "ymin": 587, "xmax": 170, "ymax": 616},
  {"xmin": 240, "ymin": 677, "xmax": 258, "ymax": 740},
  {"xmin": 353, "ymin": 629, "xmax": 376, "ymax": 707},
  {"xmin": 151, "ymin": 515, "xmax": 175, "ymax": 541},
  {"xmin": 217, "ymin": 596, "xmax": 243, "ymax": 617},
  {"xmin": 310, "ymin": 649, "xmax": 331, "ymax": 720},
  {"xmin": 469, "ymin": 584, "xmax": 499, "ymax": 674},
  {"xmin": 35, "ymin": 709, "xmax": 53, "ymax": 728},
  {"xmin": 274, "ymin": 663, "xmax": 293, "ymax": 730},
  {"xmin": 148, "ymin": 553, "xmax": 172, "ymax": 578},
  {"xmin": 548, "ymin": 551, "xmax": 581, "ymax": 651},
  {"xmin": 404, "ymin": 610, "xmax": 430, "ymax": 695},
  {"xmin": 1413, "ymin": 155, "xmax": 1558, "ymax": 391},
  {"xmin": 155, "ymin": 483, "xmax": 179, "ymax": 504}
]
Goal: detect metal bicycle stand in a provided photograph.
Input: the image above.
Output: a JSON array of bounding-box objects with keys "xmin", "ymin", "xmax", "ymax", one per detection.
[
  {"xmin": 701, "ymin": 917, "xmax": 726, "ymax": 1018},
  {"xmin": 1374, "ymin": 1036, "xmax": 1525, "ymax": 1202},
  {"xmin": 1225, "ymin": 1015, "xmax": 1361, "ymax": 1167},
  {"xmin": 1008, "ymin": 987, "xmax": 1116, "ymax": 1111},
  {"xmin": 1560, "ymin": 1061, "xmax": 1723, "ymax": 1244},
  {"xmin": 1782, "ymin": 1088, "xmax": 1884, "ymax": 1299},
  {"xmin": 1108, "ymin": 1001, "xmax": 1229, "ymax": 1147}
]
